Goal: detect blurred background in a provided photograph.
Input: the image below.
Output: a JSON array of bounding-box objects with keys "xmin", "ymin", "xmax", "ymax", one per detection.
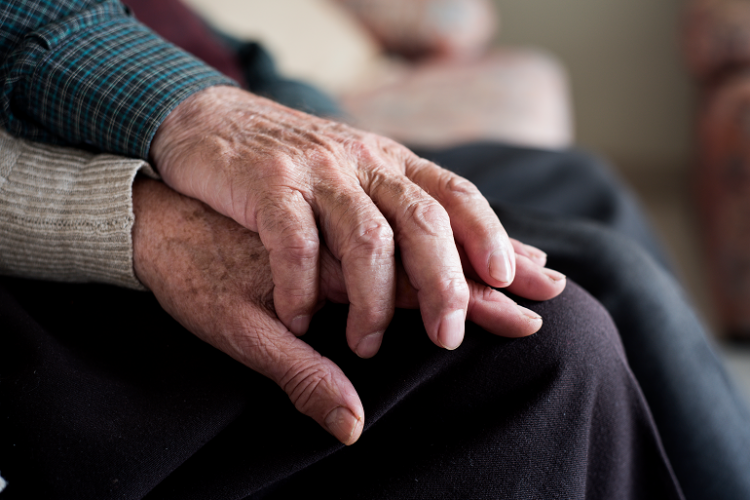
[
  {"xmin": 180, "ymin": 0, "xmax": 750, "ymax": 400},
  {"xmin": 493, "ymin": 0, "xmax": 750, "ymax": 402}
]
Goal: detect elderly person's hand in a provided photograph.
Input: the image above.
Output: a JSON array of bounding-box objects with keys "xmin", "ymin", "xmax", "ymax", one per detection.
[
  {"xmin": 132, "ymin": 177, "xmax": 565, "ymax": 445},
  {"xmin": 150, "ymin": 86, "xmax": 537, "ymax": 359}
]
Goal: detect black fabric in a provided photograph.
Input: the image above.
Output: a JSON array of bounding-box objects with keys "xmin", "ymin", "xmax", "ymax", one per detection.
[
  {"xmin": 496, "ymin": 205, "xmax": 750, "ymax": 500},
  {"xmin": 0, "ymin": 275, "xmax": 682, "ymax": 500},
  {"xmin": 3, "ymin": 141, "xmax": 748, "ymax": 500},
  {"xmin": 0, "ymin": 4, "xmax": 743, "ymax": 494},
  {"xmin": 419, "ymin": 143, "xmax": 750, "ymax": 500}
]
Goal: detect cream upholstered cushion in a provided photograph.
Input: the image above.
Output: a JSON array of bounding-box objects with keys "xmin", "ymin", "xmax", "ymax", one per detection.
[
  {"xmin": 182, "ymin": 0, "xmax": 384, "ymax": 94},
  {"xmin": 181, "ymin": 0, "xmax": 573, "ymax": 149}
]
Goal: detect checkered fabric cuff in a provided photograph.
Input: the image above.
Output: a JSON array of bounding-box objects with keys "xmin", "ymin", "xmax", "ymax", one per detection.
[{"xmin": 1, "ymin": 0, "xmax": 236, "ymax": 159}]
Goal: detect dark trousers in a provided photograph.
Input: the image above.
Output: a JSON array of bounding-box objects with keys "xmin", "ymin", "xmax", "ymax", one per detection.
[
  {"xmin": 419, "ymin": 144, "xmax": 750, "ymax": 500},
  {"xmin": 0, "ymin": 266, "xmax": 680, "ymax": 499},
  {"xmin": 4, "ymin": 1, "xmax": 744, "ymax": 497},
  {"xmin": 1, "ymin": 143, "xmax": 747, "ymax": 499}
]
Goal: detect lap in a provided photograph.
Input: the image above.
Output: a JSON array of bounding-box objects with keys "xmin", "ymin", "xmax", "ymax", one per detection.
[
  {"xmin": 494, "ymin": 202, "xmax": 750, "ymax": 500},
  {"xmin": 0, "ymin": 272, "xmax": 680, "ymax": 499},
  {"xmin": 417, "ymin": 140, "xmax": 750, "ymax": 499}
]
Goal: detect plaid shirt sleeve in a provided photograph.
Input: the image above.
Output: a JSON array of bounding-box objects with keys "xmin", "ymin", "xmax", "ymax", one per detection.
[{"xmin": 0, "ymin": 0, "xmax": 237, "ymax": 159}]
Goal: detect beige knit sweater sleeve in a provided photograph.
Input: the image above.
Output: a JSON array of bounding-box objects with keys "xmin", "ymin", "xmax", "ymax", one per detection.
[{"xmin": 0, "ymin": 129, "xmax": 159, "ymax": 290}]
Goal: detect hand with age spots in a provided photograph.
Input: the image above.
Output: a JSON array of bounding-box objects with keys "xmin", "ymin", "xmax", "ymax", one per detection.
[
  {"xmin": 132, "ymin": 178, "xmax": 566, "ymax": 445},
  {"xmin": 150, "ymin": 85, "xmax": 540, "ymax": 359}
]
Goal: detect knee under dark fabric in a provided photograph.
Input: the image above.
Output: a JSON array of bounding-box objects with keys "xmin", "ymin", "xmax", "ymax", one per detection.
[
  {"xmin": 0, "ymin": 275, "xmax": 681, "ymax": 499},
  {"xmin": 410, "ymin": 142, "xmax": 750, "ymax": 500},
  {"xmin": 491, "ymin": 205, "xmax": 750, "ymax": 500},
  {"xmin": 0, "ymin": 2, "xmax": 733, "ymax": 496}
]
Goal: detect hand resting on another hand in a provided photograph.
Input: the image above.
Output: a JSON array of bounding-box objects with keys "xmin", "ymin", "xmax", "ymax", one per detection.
[
  {"xmin": 150, "ymin": 86, "xmax": 529, "ymax": 359},
  {"xmin": 131, "ymin": 178, "xmax": 566, "ymax": 445}
]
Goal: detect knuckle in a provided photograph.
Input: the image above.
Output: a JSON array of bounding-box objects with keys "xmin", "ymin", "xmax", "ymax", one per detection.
[
  {"xmin": 435, "ymin": 274, "xmax": 471, "ymax": 303},
  {"xmin": 349, "ymin": 134, "xmax": 407, "ymax": 170},
  {"xmin": 307, "ymin": 146, "xmax": 340, "ymax": 169},
  {"xmin": 346, "ymin": 219, "xmax": 395, "ymax": 256},
  {"xmin": 346, "ymin": 139, "xmax": 372, "ymax": 159},
  {"xmin": 351, "ymin": 142, "xmax": 394, "ymax": 176},
  {"xmin": 281, "ymin": 362, "xmax": 334, "ymax": 414},
  {"xmin": 375, "ymin": 135, "xmax": 408, "ymax": 156},
  {"xmin": 406, "ymin": 155, "xmax": 438, "ymax": 177},
  {"xmin": 278, "ymin": 231, "xmax": 319, "ymax": 265},
  {"xmin": 443, "ymin": 174, "xmax": 482, "ymax": 199},
  {"xmin": 257, "ymin": 189, "xmax": 310, "ymax": 222},
  {"xmin": 359, "ymin": 165, "xmax": 401, "ymax": 196},
  {"xmin": 256, "ymin": 154, "xmax": 302, "ymax": 185},
  {"xmin": 258, "ymin": 197, "xmax": 318, "ymax": 259},
  {"xmin": 403, "ymin": 199, "xmax": 452, "ymax": 237}
]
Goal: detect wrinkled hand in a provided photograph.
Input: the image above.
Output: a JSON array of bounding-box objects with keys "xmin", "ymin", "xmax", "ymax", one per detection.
[
  {"xmin": 132, "ymin": 178, "xmax": 565, "ymax": 445},
  {"xmin": 150, "ymin": 86, "xmax": 524, "ymax": 357}
]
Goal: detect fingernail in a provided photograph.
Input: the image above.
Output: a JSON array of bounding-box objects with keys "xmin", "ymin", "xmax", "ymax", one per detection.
[
  {"xmin": 355, "ymin": 332, "xmax": 383, "ymax": 359},
  {"xmin": 543, "ymin": 268, "xmax": 566, "ymax": 283},
  {"xmin": 524, "ymin": 244, "xmax": 547, "ymax": 266},
  {"xmin": 518, "ymin": 306, "xmax": 542, "ymax": 321},
  {"xmin": 325, "ymin": 406, "xmax": 361, "ymax": 445},
  {"xmin": 489, "ymin": 249, "xmax": 513, "ymax": 285},
  {"xmin": 438, "ymin": 309, "xmax": 465, "ymax": 350},
  {"xmin": 290, "ymin": 315, "xmax": 311, "ymax": 336}
]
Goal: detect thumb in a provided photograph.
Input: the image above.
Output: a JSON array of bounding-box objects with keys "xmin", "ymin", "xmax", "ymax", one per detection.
[{"xmin": 227, "ymin": 306, "xmax": 365, "ymax": 445}]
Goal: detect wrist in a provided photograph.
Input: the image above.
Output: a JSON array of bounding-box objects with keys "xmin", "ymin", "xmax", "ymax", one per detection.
[
  {"xmin": 132, "ymin": 177, "xmax": 167, "ymax": 291},
  {"xmin": 149, "ymin": 85, "xmax": 236, "ymax": 170}
]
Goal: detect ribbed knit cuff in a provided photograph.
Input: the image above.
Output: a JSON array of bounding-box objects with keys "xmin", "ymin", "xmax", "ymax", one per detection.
[{"xmin": 0, "ymin": 129, "xmax": 156, "ymax": 290}]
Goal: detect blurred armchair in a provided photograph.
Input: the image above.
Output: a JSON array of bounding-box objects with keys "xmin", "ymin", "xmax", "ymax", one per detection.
[
  {"xmin": 335, "ymin": 0, "xmax": 575, "ymax": 150},
  {"xmin": 183, "ymin": 0, "xmax": 573, "ymax": 149},
  {"xmin": 685, "ymin": 0, "xmax": 750, "ymax": 338}
]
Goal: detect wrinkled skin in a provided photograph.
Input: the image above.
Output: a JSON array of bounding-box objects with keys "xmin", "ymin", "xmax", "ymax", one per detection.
[
  {"xmin": 150, "ymin": 86, "xmax": 528, "ymax": 358},
  {"xmin": 132, "ymin": 178, "xmax": 566, "ymax": 444}
]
